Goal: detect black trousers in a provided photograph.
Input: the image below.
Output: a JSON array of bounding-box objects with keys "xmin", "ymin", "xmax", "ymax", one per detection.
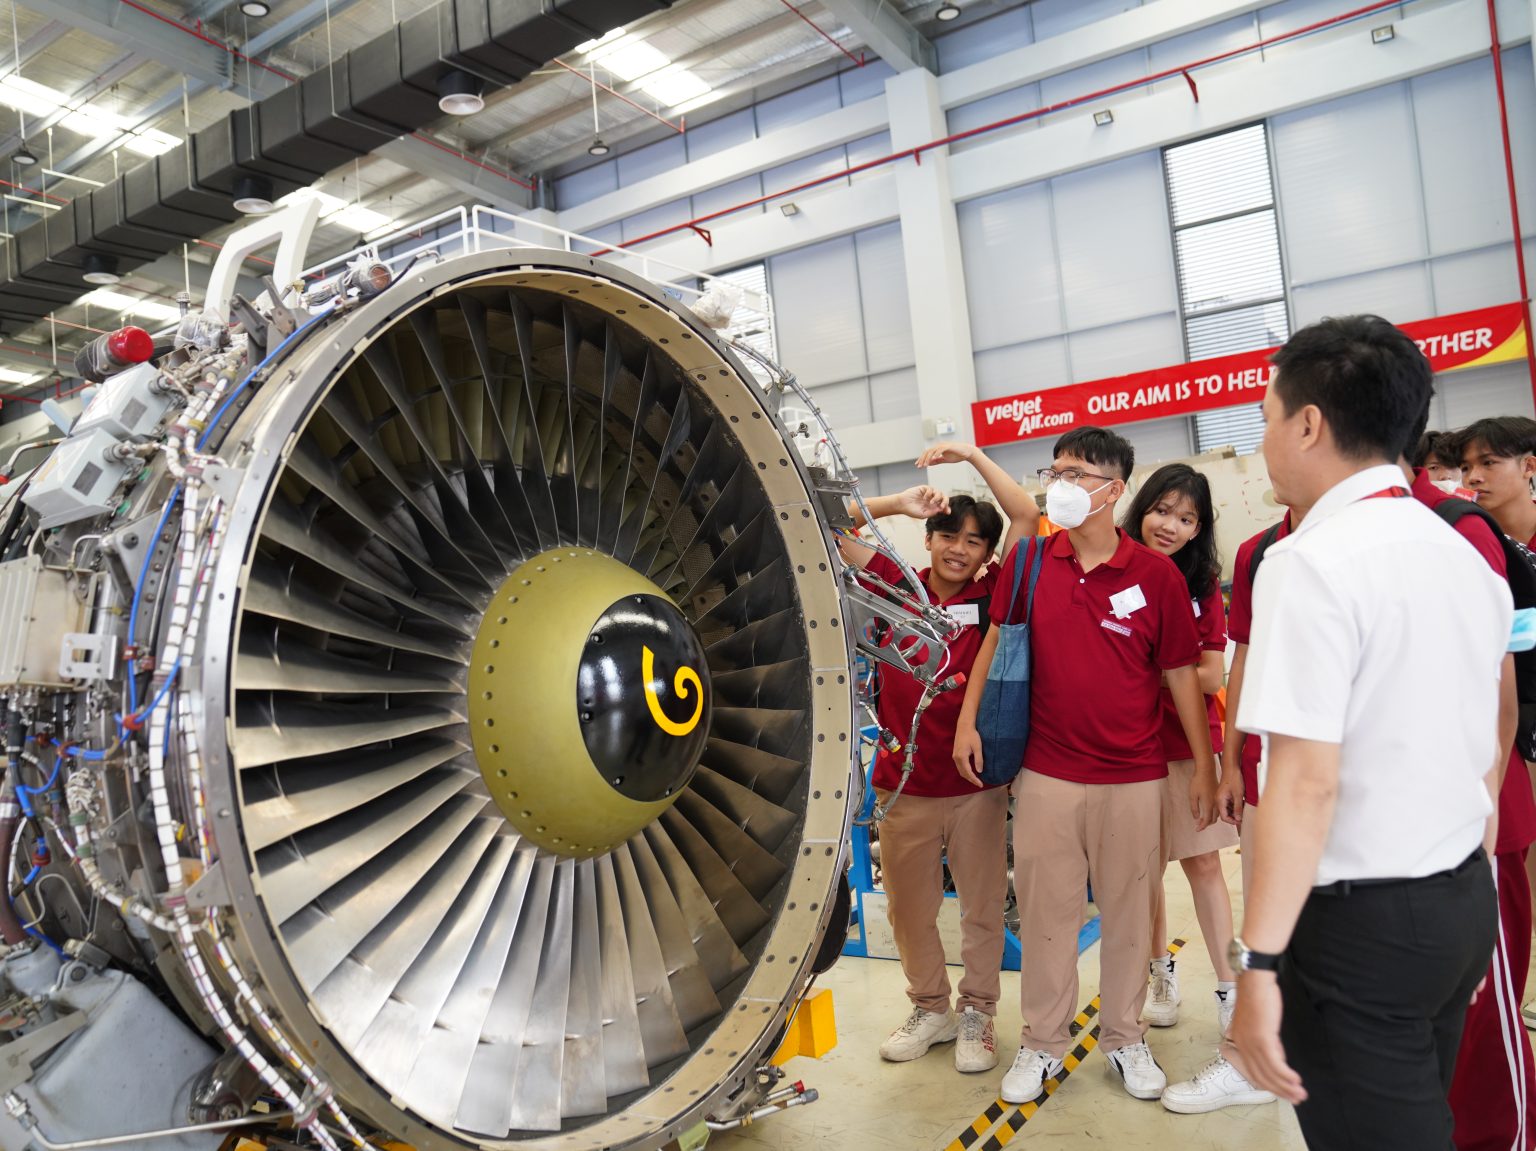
[{"xmin": 1280, "ymin": 849, "xmax": 1497, "ymax": 1151}]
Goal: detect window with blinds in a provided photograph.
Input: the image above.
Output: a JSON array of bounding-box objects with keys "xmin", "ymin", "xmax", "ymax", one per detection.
[{"xmin": 1163, "ymin": 124, "xmax": 1289, "ymax": 455}]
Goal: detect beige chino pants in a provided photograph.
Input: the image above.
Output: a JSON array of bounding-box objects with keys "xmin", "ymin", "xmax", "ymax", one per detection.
[
  {"xmin": 875, "ymin": 786, "xmax": 1009, "ymax": 1016},
  {"xmin": 1012, "ymin": 770, "xmax": 1162, "ymax": 1055}
]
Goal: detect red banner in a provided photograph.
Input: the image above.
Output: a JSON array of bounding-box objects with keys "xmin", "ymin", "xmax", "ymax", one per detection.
[{"xmin": 972, "ymin": 303, "xmax": 1530, "ymax": 448}]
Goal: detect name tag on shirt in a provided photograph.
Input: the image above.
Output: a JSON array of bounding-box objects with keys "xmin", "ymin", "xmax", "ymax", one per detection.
[
  {"xmin": 1192, "ymin": 597, "xmax": 1202, "ymax": 619},
  {"xmin": 1101, "ymin": 618, "xmax": 1133, "ymax": 637},
  {"xmin": 1109, "ymin": 585, "xmax": 1148, "ymax": 620},
  {"xmin": 946, "ymin": 604, "xmax": 981, "ymax": 628}
]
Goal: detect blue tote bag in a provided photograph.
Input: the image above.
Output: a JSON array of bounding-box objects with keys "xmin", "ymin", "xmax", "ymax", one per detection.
[{"xmin": 974, "ymin": 536, "xmax": 1044, "ymax": 787}]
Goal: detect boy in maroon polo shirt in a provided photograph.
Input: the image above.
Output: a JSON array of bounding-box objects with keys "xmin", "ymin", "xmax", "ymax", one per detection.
[
  {"xmin": 1461, "ymin": 417, "xmax": 1536, "ymax": 1036},
  {"xmin": 953, "ymin": 426, "xmax": 1217, "ymax": 1104},
  {"xmin": 838, "ymin": 440, "xmax": 1038, "ymax": 1075},
  {"xmin": 1462, "ymin": 416, "xmax": 1536, "ymax": 550}
]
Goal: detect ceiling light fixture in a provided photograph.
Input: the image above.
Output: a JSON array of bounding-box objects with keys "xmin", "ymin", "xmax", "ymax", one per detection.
[
  {"xmin": 780, "ymin": 202, "xmax": 799, "ymax": 217},
  {"xmin": 585, "ymin": 61, "xmax": 610, "ymax": 159},
  {"xmin": 232, "ymin": 174, "xmax": 275, "ymax": 215},
  {"xmin": 936, "ymin": 3, "xmax": 962, "ymax": 21},
  {"xmin": 10, "ymin": 145, "xmax": 34, "ymax": 167},
  {"xmin": 1371, "ymin": 23, "xmax": 1395, "ymax": 43},
  {"xmin": 1093, "ymin": 109, "xmax": 1114, "ymax": 126},
  {"xmin": 436, "ymin": 70, "xmax": 485, "ymax": 116},
  {"xmin": 239, "ymin": 0, "xmax": 271, "ymax": 15},
  {"xmin": 81, "ymin": 254, "xmax": 120, "ymax": 286}
]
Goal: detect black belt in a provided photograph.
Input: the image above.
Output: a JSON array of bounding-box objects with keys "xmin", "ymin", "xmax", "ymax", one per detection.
[{"xmin": 1311, "ymin": 847, "xmax": 1487, "ymax": 897}]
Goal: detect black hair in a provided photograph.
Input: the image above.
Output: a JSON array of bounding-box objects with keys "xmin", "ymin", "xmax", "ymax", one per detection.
[
  {"xmin": 1121, "ymin": 463, "xmax": 1221, "ymax": 598},
  {"xmin": 1409, "ymin": 430, "xmax": 1461, "ymax": 471},
  {"xmin": 1458, "ymin": 416, "xmax": 1536, "ymax": 462},
  {"xmin": 1269, "ymin": 315, "xmax": 1433, "ymax": 461},
  {"xmin": 926, "ymin": 494, "xmax": 1004, "ymax": 552},
  {"xmin": 1053, "ymin": 425, "xmax": 1135, "ymax": 481}
]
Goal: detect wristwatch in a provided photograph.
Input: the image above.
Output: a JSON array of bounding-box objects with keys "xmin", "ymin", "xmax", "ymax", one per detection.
[{"xmin": 1229, "ymin": 936, "xmax": 1282, "ymax": 974}]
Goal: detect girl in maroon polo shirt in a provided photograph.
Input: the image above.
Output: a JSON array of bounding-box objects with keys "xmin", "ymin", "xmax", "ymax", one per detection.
[{"xmin": 1121, "ymin": 464, "xmax": 1243, "ymax": 1042}]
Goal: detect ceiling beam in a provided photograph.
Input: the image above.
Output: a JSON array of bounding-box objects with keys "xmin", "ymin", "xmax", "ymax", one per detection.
[
  {"xmin": 243, "ymin": 0, "xmax": 367, "ymax": 57},
  {"xmin": 20, "ymin": 0, "xmax": 290, "ymax": 100},
  {"xmin": 816, "ymin": 0, "xmax": 935, "ymax": 72},
  {"xmin": 375, "ymin": 137, "xmax": 534, "ymax": 213},
  {"xmin": 0, "ymin": 51, "xmax": 150, "ymax": 160},
  {"xmin": 493, "ymin": 8, "xmax": 812, "ymax": 151},
  {"xmin": 532, "ymin": 36, "xmax": 852, "ymax": 176}
]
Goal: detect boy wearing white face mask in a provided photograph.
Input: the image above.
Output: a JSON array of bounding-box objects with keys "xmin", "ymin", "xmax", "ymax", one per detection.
[{"xmin": 954, "ymin": 426, "xmax": 1217, "ymax": 1105}]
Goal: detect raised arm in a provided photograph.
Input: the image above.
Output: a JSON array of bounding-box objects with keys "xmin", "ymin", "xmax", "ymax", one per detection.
[
  {"xmin": 916, "ymin": 441, "xmax": 1040, "ymax": 554},
  {"xmin": 835, "ymin": 485, "xmax": 949, "ymax": 570}
]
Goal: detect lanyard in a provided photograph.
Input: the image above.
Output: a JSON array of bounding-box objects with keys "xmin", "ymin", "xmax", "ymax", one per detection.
[{"xmin": 1360, "ymin": 486, "xmax": 1411, "ymax": 501}]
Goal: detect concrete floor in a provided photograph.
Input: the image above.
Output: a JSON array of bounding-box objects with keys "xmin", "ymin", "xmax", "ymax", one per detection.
[{"xmin": 716, "ymin": 847, "xmax": 1306, "ymax": 1151}]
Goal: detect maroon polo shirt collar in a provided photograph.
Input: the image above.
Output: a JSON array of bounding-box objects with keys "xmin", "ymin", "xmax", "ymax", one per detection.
[
  {"xmin": 914, "ymin": 565, "xmax": 994, "ymax": 604},
  {"xmin": 1047, "ymin": 527, "xmax": 1137, "ymax": 570}
]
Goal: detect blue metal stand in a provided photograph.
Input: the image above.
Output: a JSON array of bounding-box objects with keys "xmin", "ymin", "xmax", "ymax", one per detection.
[{"xmin": 843, "ymin": 726, "xmax": 1045, "ymax": 970}]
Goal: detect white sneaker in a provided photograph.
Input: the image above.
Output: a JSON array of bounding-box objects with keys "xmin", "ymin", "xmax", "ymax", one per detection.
[
  {"xmin": 955, "ymin": 1007, "xmax": 998, "ymax": 1073},
  {"xmin": 1214, "ymin": 986, "xmax": 1236, "ymax": 1036},
  {"xmin": 1105, "ymin": 1040, "xmax": 1168, "ymax": 1100},
  {"xmin": 1000, "ymin": 1046, "xmax": 1065, "ymax": 1103},
  {"xmin": 1524, "ymin": 1002, "xmax": 1536, "ymax": 1032},
  {"xmin": 879, "ymin": 1007, "xmax": 958, "ymax": 1062},
  {"xmin": 1145, "ymin": 956, "xmax": 1180, "ymax": 1027},
  {"xmin": 1161, "ymin": 1053, "xmax": 1277, "ymax": 1113}
]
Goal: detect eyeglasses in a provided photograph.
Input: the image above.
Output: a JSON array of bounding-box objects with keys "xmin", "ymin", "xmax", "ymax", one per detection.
[{"xmin": 1037, "ymin": 467, "xmax": 1114, "ymax": 487}]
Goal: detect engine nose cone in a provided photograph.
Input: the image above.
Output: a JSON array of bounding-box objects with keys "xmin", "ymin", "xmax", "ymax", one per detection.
[
  {"xmin": 469, "ymin": 549, "xmax": 711, "ymax": 856},
  {"xmin": 578, "ymin": 593, "xmax": 710, "ymax": 803}
]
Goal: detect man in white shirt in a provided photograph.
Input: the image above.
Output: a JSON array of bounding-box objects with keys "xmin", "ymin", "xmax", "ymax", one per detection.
[{"xmin": 1225, "ymin": 314, "xmax": 1513, "ymax": 1150}]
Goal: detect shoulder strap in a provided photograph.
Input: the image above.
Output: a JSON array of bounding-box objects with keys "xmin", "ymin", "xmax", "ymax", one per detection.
[
  {"xmin": 1433, "ymin": 497, "xmax": 1479, "ymax": 529},
  {"xmin": 1247, "ymin": 522, "xmax": 1284, "ymax": 584},
  {"xmin": 1436, "ymin": 498, "xmax": 1536, "ymax": 608},
  {"xmin": 1003, "ymin": 537, "xmax": 1033, "ymax": 623},
  {"xmin": 1023, "ymin": 535, "xmax": 1046, "ymax": 625}
]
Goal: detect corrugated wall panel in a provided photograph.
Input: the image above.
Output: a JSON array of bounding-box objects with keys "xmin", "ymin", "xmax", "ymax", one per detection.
[
  {"xmin": 768, "ymin": 234, "xmax": 868, "ymax": 386},
  {"xmin": 974, "ymin": 338, "xmax": 1073, "ymax": 402},
  {"xmin": 870, "ymin": 367, "xmax": 922, "ymax": 422},
  {"xmin": 1441, "ymin": 363, "xmax": 1536, "ymax": 425},
  {"xmin": 1290, "ymin": 264, "xmax": 1434, "ymax": 327},
  {"xmin": 1053, "ymin": 153, "xmax": 1179, "ymax": 330},
  {"xmin": 685, "ymin": 108, "xmax": 758, "ymax": 160},
  {"xmin": 691, "ymin": 173, "xmax": 765, "ymax": 220},
  {"xmin": 618, "ymin": 134, "xmax": 688, "ymax": 186},
  {"xmin": 1066, "ymin": 313, "xmax": 1185, "ymax": 380},
  {"xmin": 1430, "ymin": 248, "xmax": 1521, "ymax": 314},
  {"xmin": 957, "ymin": 181, "xmax": 1064, "ymax": 350},
  {"xmin": 856, "ymin": 223, "xmax": 915, "ymax": 373},
  {"xmin": 1272, "ymin": 83, "xmax": 1427, "ymax": 285},
  {"xmin": 1031, "ymin": 0, "xmax": 1141, "ymax": 41},
  {"xmin": 936, "ymin": 8, "xmax": 1034, "ymax": 72},
  {"xmin": 755, "ymin": 76, "xmax": 842, "ymax": 135},
  {"xmin": 1413, "ymin": 60, "xmax": 1509, "ymax": 256}
]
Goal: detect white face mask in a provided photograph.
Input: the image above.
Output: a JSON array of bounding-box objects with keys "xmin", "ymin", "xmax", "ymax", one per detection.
[
  {"xmin": 1045, "ymin": 478, "xmax": 1112, "ymax": 529},
  {"xmin": 1432, "ymin": 478, "xmax": 1463, "ymax": 496}
]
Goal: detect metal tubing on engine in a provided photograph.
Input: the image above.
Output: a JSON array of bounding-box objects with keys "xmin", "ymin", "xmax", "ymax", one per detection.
[{"xmin": 1, "ymin": 1096, "xmax": 294, "ymax": 1151}]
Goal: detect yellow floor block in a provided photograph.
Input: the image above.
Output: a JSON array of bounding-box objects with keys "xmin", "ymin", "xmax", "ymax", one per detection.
[{"xmin": 771, "ymin": 988, "xmax": 838, "ymax": 1065}]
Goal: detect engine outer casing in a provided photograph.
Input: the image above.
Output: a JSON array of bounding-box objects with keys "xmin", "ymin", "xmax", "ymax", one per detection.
[{"xmin": 191, "ymin": 249, "xmax": 856, "ymax": 1151}]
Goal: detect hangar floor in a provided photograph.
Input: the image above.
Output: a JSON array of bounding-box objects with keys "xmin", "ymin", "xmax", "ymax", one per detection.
[{"xmin": 717, "ymin": 847, "xmax": 1306, "ymax": 1151}]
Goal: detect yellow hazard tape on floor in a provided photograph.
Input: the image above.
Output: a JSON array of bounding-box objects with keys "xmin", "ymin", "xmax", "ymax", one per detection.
[{"xmin": 944, "ymin": 938, "xmax": 1186, "ymax": 1151}]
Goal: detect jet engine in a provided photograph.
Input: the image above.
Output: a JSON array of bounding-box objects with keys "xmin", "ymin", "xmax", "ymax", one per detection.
[{"xmin": 0, "ymin": 243, "xmax": 895, "ymax": 1151}]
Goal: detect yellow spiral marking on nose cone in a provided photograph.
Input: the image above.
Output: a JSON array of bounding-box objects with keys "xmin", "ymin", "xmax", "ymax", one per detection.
[{"xmin": 642, "ymin": 646, "xmax": 704, "ymax": 737}]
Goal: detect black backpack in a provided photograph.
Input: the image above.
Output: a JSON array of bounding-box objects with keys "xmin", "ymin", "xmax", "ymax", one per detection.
[
  {"xmin": 1434, "ymin": 499, "xmax": 1536, "ymax": 761},
  {"xmin": 1247, "ymin": 521, "xmax": 1285, "ymax": 585}
]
